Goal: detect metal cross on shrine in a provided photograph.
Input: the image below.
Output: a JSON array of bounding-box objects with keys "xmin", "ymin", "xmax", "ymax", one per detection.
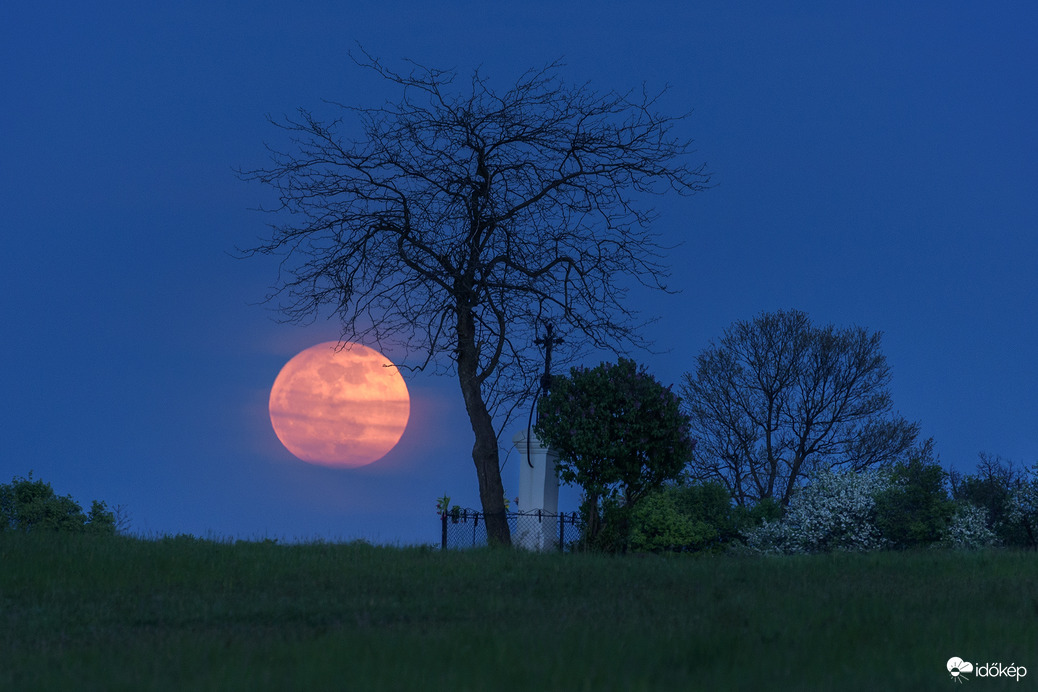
[
  {"xmin": 534, "ymin": 322, "xmax": 564, "ymax": 396},
  {"xmin": 526, "ymin": 322, "xmax": 564, "ymax": 468}
]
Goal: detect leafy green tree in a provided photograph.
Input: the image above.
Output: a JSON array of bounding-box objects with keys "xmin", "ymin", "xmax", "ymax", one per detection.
[
  {"xmin": 87, "ymin": 500, "xmax": 117, "ymax": 534},
  {"xmin": 873, "ymin": 440, "xmax": 955, "ymax": 549},
  {"xmin": 733, "ymin": 497, "xmax": 784, "ymax": 535},
  {"xmin": 535, "ymin": 358, "xmax": 695, "ymax": 550},
  {"xmin": 0, "ymin": 473, "xmax": 116, "ymax": 534}
]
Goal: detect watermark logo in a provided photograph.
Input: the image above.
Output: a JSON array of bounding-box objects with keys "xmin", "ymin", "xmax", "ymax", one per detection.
[
  {"xmin": 947, "ymin": 657, "xmax": 973, "ymax": 683},
  {"xmin": 947, "ymin": 656, "xmax": 1027, "ymax": 683}
]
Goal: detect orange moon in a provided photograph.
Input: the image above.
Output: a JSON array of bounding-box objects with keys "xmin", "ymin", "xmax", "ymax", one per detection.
[{"xmin": 268, "ymin": 342, "xmax": 410, "ymax": 468}]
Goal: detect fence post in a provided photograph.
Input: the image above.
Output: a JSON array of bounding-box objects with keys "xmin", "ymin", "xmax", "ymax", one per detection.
[
  {"xmin": 441, "ymin": 513, "xmax": 447, "ymax": 550},
  {"xmin": 558, "ymin": 512, "xmax": 565, "ymax": 552}
]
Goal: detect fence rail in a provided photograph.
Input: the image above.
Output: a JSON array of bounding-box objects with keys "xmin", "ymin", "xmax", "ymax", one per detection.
[{"xmin": 440, "ymin": 509, "xmax": 581, "ymax": 551}]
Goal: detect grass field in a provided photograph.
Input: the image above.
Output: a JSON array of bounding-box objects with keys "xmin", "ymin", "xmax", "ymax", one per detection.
[{"xmin": 1, "ymin": 533, "xmax": 1035, "ymax": 691}]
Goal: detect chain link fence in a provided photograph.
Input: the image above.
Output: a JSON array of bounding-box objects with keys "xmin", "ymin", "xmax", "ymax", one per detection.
[{"xmin": 440, "ymin": 509, "xmax": 581, "ymax": 551}]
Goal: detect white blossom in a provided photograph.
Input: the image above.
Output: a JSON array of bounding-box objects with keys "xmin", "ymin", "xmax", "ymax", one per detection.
[
  {"xmin": 1005, "ymin": 463, "xmax": 1038, "ymax": 532},
  {"xmin": 745, "ymin": 468, "xmax": 891, "ymax": 554},
  {"xmin": 942, "ymin": 503, "xmax": 998, "ymax": 550}
]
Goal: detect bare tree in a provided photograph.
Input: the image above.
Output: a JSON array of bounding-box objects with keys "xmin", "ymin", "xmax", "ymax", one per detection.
[
  {"xmin": 681, "ymin": 309, "xmax": 918, "ymax": 507},
  {"xmin": 238, "ymin": 52, "xmax": 710, "ymax": 544}
]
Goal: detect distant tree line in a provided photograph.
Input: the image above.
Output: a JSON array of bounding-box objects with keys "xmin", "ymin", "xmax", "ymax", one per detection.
[{"xmin": 535, "ymin": 310, "xmax": 1037, "ymax": 553}]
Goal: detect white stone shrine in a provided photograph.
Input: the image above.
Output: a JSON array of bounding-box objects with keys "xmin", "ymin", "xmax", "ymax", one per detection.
[{"xmin": 512, "ymin": 429, "xmax": 560, "ymax": 550}]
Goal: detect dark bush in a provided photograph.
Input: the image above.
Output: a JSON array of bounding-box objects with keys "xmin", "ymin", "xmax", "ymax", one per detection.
[
  {"xmin": 950, "ymin": 453, "xmax": 1031, "ymax": 548},
  {"xmin": 0, "ymin": 473, "xmax": 115, "ymax": 534},
  {"xmin": 874, "ymin": 442, "xmax": 954, "ymax": 549},
  {"xmin": 536, "ymin": 358, "xmax": 694, "ymax": 551},
  {"xmin": 625, "ymin": 481, "xmax": 759, "ymax": 553},
  {"xmin": 629, "ymin": 489, "xmax": 718, "ymax": 553}
]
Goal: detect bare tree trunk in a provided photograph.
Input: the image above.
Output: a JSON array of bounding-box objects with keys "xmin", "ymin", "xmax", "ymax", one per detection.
[
  {"xmin": 240, "ymin": 56, "xmax": 709, "ymax": 537},
  {"xmin": 456, "ymin": 306, "xmax": 511, "ymax": 546},
  {"xmin": 587, "ymin": 493, "xmax": 601, "ymax": 544},
  {"xmin": 468, "ymin": 405, "xmax": 510, "ymax": 546}
]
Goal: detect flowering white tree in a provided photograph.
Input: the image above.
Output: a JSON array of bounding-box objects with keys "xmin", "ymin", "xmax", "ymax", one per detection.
[
  {"xmin": 1003, "ymin": 462, "xmax": 1038, "ymax": 548},
  {"xmin": 746, "ymin": 468, "xmax": 891, "ymax": 554},
  {"xmin": 950, "ymin": 454, "xmax": 1037, "ymax": 547},
  {"xmin": 942, "ymin": 504, "xmax": 998, "ymax": 550}
]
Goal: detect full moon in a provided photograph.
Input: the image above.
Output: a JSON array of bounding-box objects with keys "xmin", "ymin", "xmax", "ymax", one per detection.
[{"xmin": 268, "ymin": 342, "xmax": 410, "ymax": 468}]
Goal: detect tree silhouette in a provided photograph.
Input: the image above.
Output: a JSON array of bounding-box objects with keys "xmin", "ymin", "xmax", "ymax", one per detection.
[
  {"xmin": 682, "ymin": 309, "xmax": 918, "ymax": 507},
  {"xmin": 535, "ymin": 358, "xmax": 694, "ymax": 550},
  {"xmin": 239, "ymin": 52, "xmax": 710, "ymax": 544}
]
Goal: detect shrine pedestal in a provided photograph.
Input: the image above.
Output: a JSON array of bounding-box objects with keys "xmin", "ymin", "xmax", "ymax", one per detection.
[{"xmin": 512, "ymin": 430, "xmax": 560, "ymax": 550}]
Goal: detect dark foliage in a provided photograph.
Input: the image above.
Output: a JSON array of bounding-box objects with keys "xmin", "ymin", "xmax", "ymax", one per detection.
[
  {"xmin": 0, "ymin": 473, "xmax": 115, "ymax": 535},
  {"xmin": 535, "ymin": 358, "xmax": 694, "ymax": 550},
  {"xmin": 873, "ymin": 440, "xmax": 955, "ymax": 549},
  {"xmin": 951, "ymin": 453, "xmax": 1036, "ymax": 548}
]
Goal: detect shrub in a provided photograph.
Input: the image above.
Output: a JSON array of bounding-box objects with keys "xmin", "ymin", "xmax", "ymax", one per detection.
[
  {"xmin": 607, "ymin": 480, "xmax": 762, "ymax": 554},
  {"xmin": 0, "ymin": 473, "xmax": 116, "ymax": 535},
  {"xmin": 741, "ymin": 454, "xmax": 1033, "ymax": 554},
  {"xmin": 628, "ymin": 484, "xmax": 725, "ymax": 553},
  {"xmin": 630, "ymin": 492, "xmax": 701, "ymax": 552},
  {"xmin": 536, "ymin": 358, "xmax": 694, "ymax": 551},
  {"xmin": 746, "ymin": 469, "xmax": 891, "ymax": 554},
  {"xmin": 736, "ymin": 496, "xmax": 783, "ymax": 529},
  {"xmin": 873, "ymin": 442, "xmax": 954, "ymax": 549},
  {"xmin": 951, "ymin": 453, "xmax": 1033, "ymax": 547},
  {"xmin": 942, "ymin": 503, "xmax": 998, "ymax": 550},
  {"xmin": 670, "ymin": 481, "xmax": 745, "ymax": 544},
  {"xmin": 1006, "ymin": 463, "xmax": 1038, "ymax": 549}
]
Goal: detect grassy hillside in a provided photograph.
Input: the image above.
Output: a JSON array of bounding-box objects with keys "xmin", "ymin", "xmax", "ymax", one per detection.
[{"xmin": 1, "ymin": 533, "xmax": 1035, "ymax": 690}]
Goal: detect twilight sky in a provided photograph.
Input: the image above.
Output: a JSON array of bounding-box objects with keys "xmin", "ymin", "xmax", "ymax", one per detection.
[{"xmin": 3, "ymin": 2, "xmax": 1035, "ymax": 543}]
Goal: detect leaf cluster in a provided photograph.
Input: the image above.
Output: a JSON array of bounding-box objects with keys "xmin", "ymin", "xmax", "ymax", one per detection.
[
  {"xmin": 0, "ymin": 473, "xmax": 116, "ymax": 535},
  {"xmin": 950, "ymin": 453, "xmax": 1038, "ymax": 548},
  {"xmin": 872, "ymin": 441, "xmax": 955, "ymax": 549},
  {"xmin": 628, "ymin": 481, "xmax": 742, "ymax": 553},
  {"xmin": 535, "ymin": 358, "xmax": 694, "ymax": 507}
]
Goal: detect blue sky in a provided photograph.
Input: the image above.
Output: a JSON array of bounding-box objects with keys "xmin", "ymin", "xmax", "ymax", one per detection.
[{"xmin": 2, "ymin": 2, "xmax": 1035, "ymax": 543}]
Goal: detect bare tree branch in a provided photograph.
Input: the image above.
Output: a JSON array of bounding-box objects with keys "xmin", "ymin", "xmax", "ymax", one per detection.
[
  {"xmin": 681, "ymin": 310, "xmax": 919, "ymax": 507},
  {"xmin": 238, "ymin": 54, "xmax": 710, "ymax": 544}
]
